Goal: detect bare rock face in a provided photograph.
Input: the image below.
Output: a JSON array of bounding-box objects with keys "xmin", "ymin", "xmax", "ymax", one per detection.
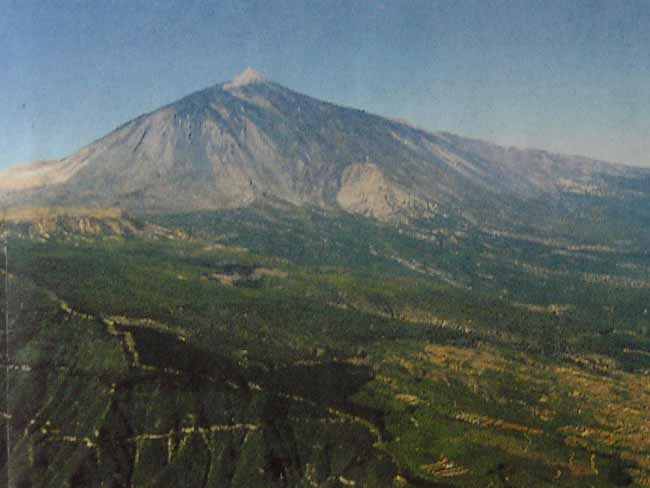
[
  {"xmin": 2, "ymin": 69, "xmax": 649, "ymax": 225},
  {"xmin": 337, "ymin": 163, "xmax": 412, "ymax": 221}
]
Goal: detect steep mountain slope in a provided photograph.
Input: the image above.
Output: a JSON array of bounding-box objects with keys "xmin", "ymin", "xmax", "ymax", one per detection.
[{"xmin": 2, "ymin": 69, "xmax": 648, "ymax": 229}]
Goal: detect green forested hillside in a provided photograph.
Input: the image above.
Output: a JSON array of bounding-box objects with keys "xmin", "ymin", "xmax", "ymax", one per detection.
[{"xmin": 2, "ymin": 206, "xmax": 650, "ymax": 487}]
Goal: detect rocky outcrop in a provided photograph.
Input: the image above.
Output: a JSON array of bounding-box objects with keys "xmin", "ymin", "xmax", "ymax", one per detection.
[
  {"xmin": 2, "ymin": 207, "xmax": 183, "ymax": 241},
  {"xmin": 336, "ymin": 163, "xmax": 414, "ymax": 221}
]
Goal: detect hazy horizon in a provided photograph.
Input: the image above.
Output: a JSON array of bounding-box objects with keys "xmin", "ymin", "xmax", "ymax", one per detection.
[{"xmin": 2, "ymin": 0, "xmax": 649, "ymax": 169}]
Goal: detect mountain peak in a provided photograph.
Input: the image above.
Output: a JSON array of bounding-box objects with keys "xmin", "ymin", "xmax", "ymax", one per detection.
[{"xmin": 224, "ymin": 67, "xmax": 266, "ymax": 89}]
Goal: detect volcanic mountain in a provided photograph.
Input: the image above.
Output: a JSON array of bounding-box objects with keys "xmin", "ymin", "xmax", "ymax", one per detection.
[
  {"xmin": 1, "ymin": 68, "xmax": 649, "ymax": 228},
  {"xmin": 5, "ymin": 69, "xmax": 650, "ymax": 488}
]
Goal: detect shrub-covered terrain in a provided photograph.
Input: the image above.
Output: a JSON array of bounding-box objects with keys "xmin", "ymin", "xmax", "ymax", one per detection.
[{"xmin": 2, "ymin": 205, "xmax": 650, "ymax": 487}]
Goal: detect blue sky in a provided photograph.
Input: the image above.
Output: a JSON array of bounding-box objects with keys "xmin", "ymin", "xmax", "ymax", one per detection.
[{"xmin": 2, "ymin": 0, "xmax": 649, "ymax": 168}]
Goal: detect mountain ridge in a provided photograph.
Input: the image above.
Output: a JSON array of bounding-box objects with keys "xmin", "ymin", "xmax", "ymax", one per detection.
[{"xmin": 2, "ymin": 69, "xmax": 649, "ymax": 229}]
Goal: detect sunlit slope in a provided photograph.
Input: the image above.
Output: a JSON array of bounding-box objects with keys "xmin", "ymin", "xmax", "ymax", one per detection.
[{"xmin": 2, "ymin": 70, "xmax": 649, "ymax": 238}]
